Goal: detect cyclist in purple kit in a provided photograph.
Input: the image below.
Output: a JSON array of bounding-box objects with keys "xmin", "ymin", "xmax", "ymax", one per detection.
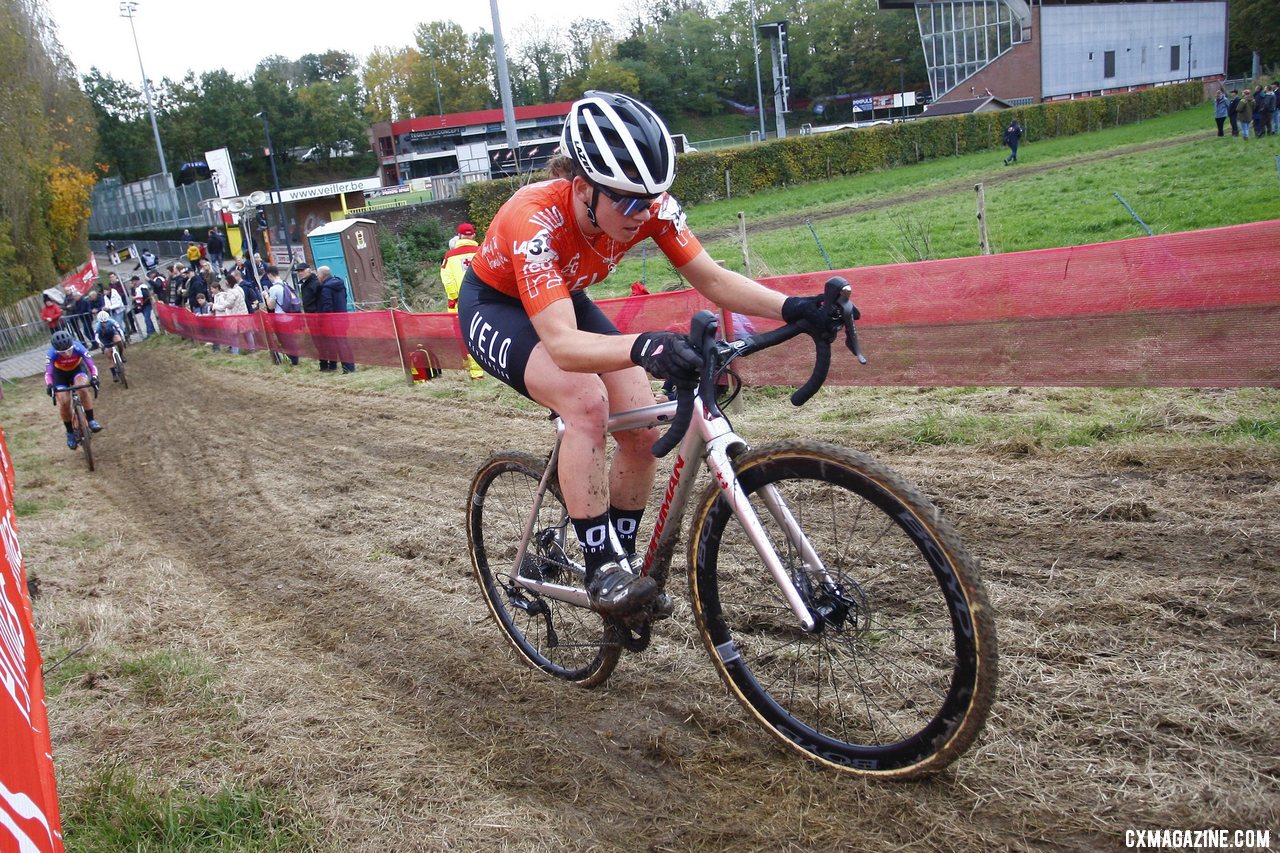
[{"xmin": 45, "ymin": 329, "xmax": 102, "ymax": 449}]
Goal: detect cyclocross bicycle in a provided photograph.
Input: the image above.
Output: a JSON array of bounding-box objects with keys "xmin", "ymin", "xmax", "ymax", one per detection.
[
  {"xmin": 53, "ymin": 380, "xmax": 97, "ymax": 472},
  {"xmin": 466, "ymin": 277, "xmax": 998, "ymax": 779},
  {"xmin": 106, "ymin": 342, "xmax": 128, "ymax": 389}
]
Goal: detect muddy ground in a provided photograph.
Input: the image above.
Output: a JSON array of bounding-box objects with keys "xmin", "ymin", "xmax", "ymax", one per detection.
[{"xmin": 7, "ymin": 339, "xmax": 1278, "ymax": 851}]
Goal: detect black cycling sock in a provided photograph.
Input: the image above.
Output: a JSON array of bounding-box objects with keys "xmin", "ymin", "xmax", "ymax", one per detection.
[
  {"xmin": 85, "ymin": 409, "xmax": 95, "ymax": 420},
  {"xmin": 63, "ymin": 421, "xmax": 72, "ymax": 432},
  {"xmin": 572, "ymin": 511, "xmax": 615, "ymax": 581},
  {"xmin": 609, "ymin": 506, "xmax": 645, "ymax": 556}
]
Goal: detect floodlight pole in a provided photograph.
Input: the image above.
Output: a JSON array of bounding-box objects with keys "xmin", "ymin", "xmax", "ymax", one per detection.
[
  {"xmin": 256, "ymin": 111, "xmax": 296, "ymax": 280},
  {"xmin": 750, "ymin": 0, "xmax": 767, "ymax": 140},
  {"xmin": 120, "ymin": 2, "xmax": 170, "ymax": 187},
  {"xmin": 490, "ymin": 0, "xmax": 521, "ymax": 174}
]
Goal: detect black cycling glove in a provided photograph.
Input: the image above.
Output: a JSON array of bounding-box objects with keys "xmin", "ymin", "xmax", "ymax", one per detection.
[
  {"xmin": 630, "ymin": 331, "xmax": 703, "ymax": 387},
  {"xmin": 782, "ymin": 294, "xmax": 842, "ymax": 343},
  {"xmin": 45, "ymin": 384, "xmax": 53, "ymax": 398}
]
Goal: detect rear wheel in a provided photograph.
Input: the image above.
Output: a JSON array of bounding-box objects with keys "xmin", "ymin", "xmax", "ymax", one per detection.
[
  {"xmin": 113, "ymin": 349, "xmax": 128, "ymax": 389},
  {"xmin": 688, "ymin": 441, "xmax": 996, "ymax": 779},
  {"xmin": 467, "ymin": 452, "xmax": 620, "ymax": 687}
]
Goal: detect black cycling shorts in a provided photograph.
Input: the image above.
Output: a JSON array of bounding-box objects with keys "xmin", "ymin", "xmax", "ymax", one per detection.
[
  {"xmin": 51, "ymin": 367, "xmax": 89, "ymax": 389},
  {"xmin": 457, "ymin": 267, "xmax": 619, "ymax": 399}
]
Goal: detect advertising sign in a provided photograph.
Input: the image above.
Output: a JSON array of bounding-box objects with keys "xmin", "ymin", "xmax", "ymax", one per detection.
[{"xmin": 205, "ymin": 147, "xmax": 240, "ymax": 199}]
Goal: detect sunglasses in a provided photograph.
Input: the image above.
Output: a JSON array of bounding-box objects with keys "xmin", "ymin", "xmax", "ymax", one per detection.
[{"xmin": 594, "ymin": 183, "xmax": 657, "ymax": 217}]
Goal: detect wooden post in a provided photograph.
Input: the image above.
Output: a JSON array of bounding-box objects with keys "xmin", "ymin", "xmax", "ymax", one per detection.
[
  {"xmin": 738, "ymin": 212, "xmax": 751, "ymax": 276},
  {"xmin": 725, "ymin": 169, "xmax": 732, "ymax": 199},
  {"xmin": 388, "ymin": 307, "xmax": 413, "ymax": 386},
  {"xmin": 975, "ymin": 183, "xmax": 991, "ymax": 255}
]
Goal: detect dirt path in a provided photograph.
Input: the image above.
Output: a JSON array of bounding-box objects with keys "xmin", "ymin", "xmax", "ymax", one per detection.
[{"xmin": 12, "ymin": 343, "xmax": 1279, "ymax": 851}]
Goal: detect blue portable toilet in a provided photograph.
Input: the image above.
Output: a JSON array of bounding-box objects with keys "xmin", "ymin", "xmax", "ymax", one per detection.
[{"xmin": 305, "ymin": 218, "xmax": 385, "ymax": 311}]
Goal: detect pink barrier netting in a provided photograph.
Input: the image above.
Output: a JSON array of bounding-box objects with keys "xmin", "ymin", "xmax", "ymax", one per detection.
[{"xmin": 158, "ymin": 220, "xmax": 1280, "ymax": 387}]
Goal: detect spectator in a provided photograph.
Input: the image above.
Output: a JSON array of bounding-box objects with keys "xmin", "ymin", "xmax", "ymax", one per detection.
[
  {"xmin": 206, "ymin": 228, "xmax": 225, "ymax": 270},
  {"xmin": 133, "ymin": 273, "xmax": 156, "ymax": 336},
  {"xmin": 263, "ymin": 264, "xmax": 300, "ymax": 366},
  {"xmin": 185, "ymin": 262, "xmax": 210, "ymax": 310},
  {"xmin": 440, "ymin": 231, "xmax": 484, "ymax": 379},
  {"xmin": 212, "ymin": 274, "xmax": 247, "ymax": 354},
  {"xmin": 1002, "ymin": 119, "xmax": 1023, "ymax": 165},
  {"xmin": 238, "ymin": 260, "xmax": 263, "ymax": 314},
  {"xmin": 192, "ymin": 290, "xmax": 211, "ymax": 315},
  {"xmin": 1258, "ymin": 84, "xmax": 1275, "ymax": 137},
  {"xmin": 106, "ymin": 272, "xmax": 137, "ymax": 336},
  {"xmin": 1272, "ymin": 83, "xmax": 1280, "ymax": 134},
  {"xmin": 82, "ymin": 288, "xmax": 105, "ymax": 343},
  {"xmin": 1213, "ymin": 91, "xmax": 1229, "ymax": 137},
  {"xmin": 1228, "ymin": 89, "xmax": 1240, "ymax": 137},
  {"xmin": 449, "ymin": 222, "xmax": 477, "ymax": 250},
  {"xmin": 1238, "ymin": 89, "xmax": 1254, "ymax": 140},
  {"xmin": 181, "ymin": 228, "xmax": 193, "ymax": 246},
  {"xmin": 296, "ymin": 262, "xmax": 321, "ymax": 314},
  {"xmin": 63, "ymin": 290, "xmax": 91, "ymax": 344},
  {"xmin": 103, "ymin": 280, "xmax": 127, "ymax": 333},
  {"xmin": 140, "ymin": 247, "xmax": 159, "ymax": 273},
  {"xmin": 316, "ymin": 265, "xmax": 354, "ymax": 373},
  {"xmin": 41, "ymin": 293, "xmax": 63, "ymax": 332}
]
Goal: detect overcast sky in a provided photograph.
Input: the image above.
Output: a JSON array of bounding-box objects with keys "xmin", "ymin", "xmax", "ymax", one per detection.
[{"xmin": 45, "ymin": 0, "xmax": 628, "ymax": 86}]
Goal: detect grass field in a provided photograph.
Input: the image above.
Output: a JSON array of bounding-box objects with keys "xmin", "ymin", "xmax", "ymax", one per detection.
[{"xmin": 606, "ymin": 105, "xmax": 1280, "ymax": 294}]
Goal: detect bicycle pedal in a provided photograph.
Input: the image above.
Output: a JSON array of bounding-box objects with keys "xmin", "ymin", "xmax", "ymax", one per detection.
[{"xmin": 650, "ymin": 592, "xmax": 674, "ymax": 620}]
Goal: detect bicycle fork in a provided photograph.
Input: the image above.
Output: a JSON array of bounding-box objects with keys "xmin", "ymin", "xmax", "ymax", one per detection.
[{"xmin": 703, "ymin": 432, "xmax": 825, "ymax": 634}]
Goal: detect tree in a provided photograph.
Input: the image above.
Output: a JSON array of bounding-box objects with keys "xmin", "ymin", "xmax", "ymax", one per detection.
[
  {"xmin": 364, "ymin": 46, "xmax": 418, "ymax": 122},
  {"xmin": 513, "ymin": 18, "xmax": 569, "ymax": 104},
  {"xmin": 82, "ymin": 69, "xmax": 153, "ymax": 181},
  {"xmin": 0, "ymin": 0, "xmax": 96, "ymax": 298},
  {"xmin": 412, "ymin": 21, "xmax": 496, "ymax": 114},
  {"xmin": 298, "ymin": 79, "xmax": 365, "ymax": 157}
]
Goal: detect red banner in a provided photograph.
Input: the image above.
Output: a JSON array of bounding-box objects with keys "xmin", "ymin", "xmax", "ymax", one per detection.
[
  {"xmin": 59, "ymin": 256, "xmax": 99, "ymax": 299},
  {"xmin": 0, "ymin": 426, "xmax": 64, "ymax": 853},
  {"xmin": 158, "ymin": 221, "xmax": 1280, "ymax": 387}
]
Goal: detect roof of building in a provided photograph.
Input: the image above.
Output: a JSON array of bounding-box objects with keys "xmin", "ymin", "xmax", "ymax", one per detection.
[
  {"xmin": 307, "ymin": 218, "xmax": 377, "ymax": 237},
  {"xmin": 391, "ymin": 101, "xmax": 575, "ymax": 136},
  {"xmin": 922, "ymin": 96, "xmax": 1013, "ymax": 117}
]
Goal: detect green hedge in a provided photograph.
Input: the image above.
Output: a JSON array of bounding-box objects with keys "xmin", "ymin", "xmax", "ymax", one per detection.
[{"xmin": 461, "ymin": 82, "xmax": 1203, "ymax": 226}]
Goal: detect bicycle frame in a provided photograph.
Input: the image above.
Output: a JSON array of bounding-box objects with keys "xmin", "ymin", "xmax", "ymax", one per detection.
[{"xmin": 509, "ymin": 395, "xmax": 827, "ymax": 633}]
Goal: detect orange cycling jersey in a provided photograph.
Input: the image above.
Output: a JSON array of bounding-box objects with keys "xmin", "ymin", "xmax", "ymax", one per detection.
[{"xmin": 469, "ymin": 179, "xmax": 703, "ymax": 317}]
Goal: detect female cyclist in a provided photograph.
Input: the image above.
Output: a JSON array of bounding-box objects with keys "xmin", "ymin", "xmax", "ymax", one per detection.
[
  {"xmin": 45, "ymin": 329, "xmax": 102, "ymax": 449},
  {"xmin": 457, "ymin": 91, "xmax": 838, "ymax": 615},
  {"xmin": 92, "ymin": 311, "xmax": 127, "ymax": 382}
]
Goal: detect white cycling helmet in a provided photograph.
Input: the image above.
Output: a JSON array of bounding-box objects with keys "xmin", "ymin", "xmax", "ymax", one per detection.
[
  {"xmin": 562, "ymin": 91, "xmax": 676, "ymax": 196},
  {"xmin": 96, "ymin": 310, "xmax": 111, "ymax": 324}
]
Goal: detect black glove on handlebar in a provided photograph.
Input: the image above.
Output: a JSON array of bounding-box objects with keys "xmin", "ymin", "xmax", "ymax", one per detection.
[
  {"xmin": 782, "ymin": 295, "xmax": 841, "ymax": 343},
  {"xmin": 46, "ymin": 384, "xmax": 53, "ymax": 398},
  {"xmin": 631, "ymin": 331, "xmax": 704, "ymax": 387}
]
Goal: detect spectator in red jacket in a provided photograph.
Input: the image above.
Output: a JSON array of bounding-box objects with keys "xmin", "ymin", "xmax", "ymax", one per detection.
[{"xmin": 41, "ymin": 294, "xmax": 63, "ymax": 331}]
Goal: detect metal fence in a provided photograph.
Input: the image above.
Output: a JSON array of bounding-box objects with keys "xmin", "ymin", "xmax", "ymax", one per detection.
[
  {"xmin": 89, "ymin": 174, "xmax": 219, "ymax": 235},
  {"xmin": 0, "ymin": 293, "xmax": 50, "ymax": 361}
]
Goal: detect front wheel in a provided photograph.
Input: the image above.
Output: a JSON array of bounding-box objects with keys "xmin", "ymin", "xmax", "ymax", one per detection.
[
  {"xmin": 688, "ymin": 442, "xmax": 997, "ymax": 779},
  {"xmin": 73, "ymin": 402, "xmax": 94, "ymax": 472},
  {"xmin": 467, "ymin": 452, "xmax": 620, "ymax": 688}
]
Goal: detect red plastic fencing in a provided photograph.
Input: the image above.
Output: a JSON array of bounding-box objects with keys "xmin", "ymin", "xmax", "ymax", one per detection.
[
  {"xmin": 158, "ymin": 220, "xmax": 1280, "ymax": 387},
  {"xmin": 0, "ymin": 424, "xmax": 64, "ymax": 853}
]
